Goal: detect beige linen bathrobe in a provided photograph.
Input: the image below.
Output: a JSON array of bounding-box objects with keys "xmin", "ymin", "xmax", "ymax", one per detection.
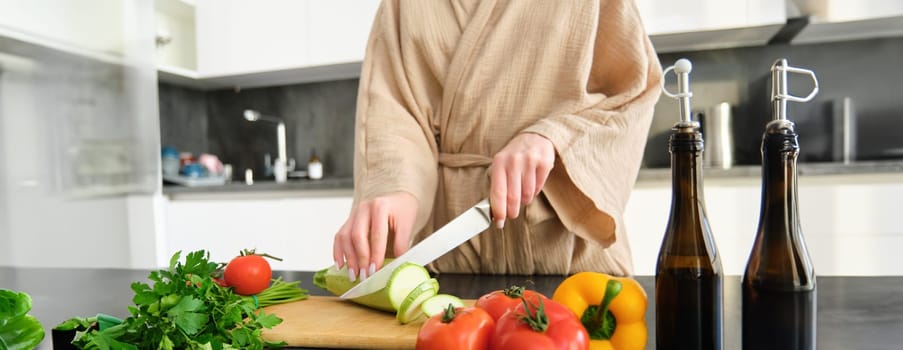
[{"xmin": 352, "ymin": 0, "xmax": 662, "ymax": 276}]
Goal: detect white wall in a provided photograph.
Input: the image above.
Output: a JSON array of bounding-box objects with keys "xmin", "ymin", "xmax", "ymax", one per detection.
[{"xmin": 626, "ymin": 173, "xmax": 903, "ymax": 276}]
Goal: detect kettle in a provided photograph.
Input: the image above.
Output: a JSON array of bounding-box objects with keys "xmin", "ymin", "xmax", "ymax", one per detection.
[{"xmin": 699, "ymin": 102, "xmax": 734, "ymax": 169}]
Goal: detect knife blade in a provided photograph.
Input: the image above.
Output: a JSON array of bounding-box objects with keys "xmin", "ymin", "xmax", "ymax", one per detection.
[{"xmin": 339, "ymin": 199, "xmax": 492, "ymax": 300}]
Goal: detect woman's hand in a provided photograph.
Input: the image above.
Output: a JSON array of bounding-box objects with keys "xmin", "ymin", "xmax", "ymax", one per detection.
[
  {"xmin": 333, "ymin": 192, "xmax": 419, "ymax": 282},
  {"xmin": 490, "ymin": 132, "xmax": 555, "ymax": 228}
]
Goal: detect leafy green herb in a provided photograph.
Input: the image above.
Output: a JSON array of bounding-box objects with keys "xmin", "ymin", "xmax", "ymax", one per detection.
[
  {"xmin": 58, "ymin": 250, "xmax": 308, "ymax": 350},
  {"xmin": 0, "ymin": 289, "xmax": 45, "ymax": 350}
]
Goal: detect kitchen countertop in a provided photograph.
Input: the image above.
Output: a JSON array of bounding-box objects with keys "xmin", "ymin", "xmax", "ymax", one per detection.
[
  {"xmin": 161, "ymin": 161, "xmax": 903, "ymax": 198},
  {"xmin": 163, "ymin": 177, "xmax": 354, "ymax": 199},
  {"xmin": 2, "ymin": 267, "xmax": 900, "ymax": 350},
  {"xmin": 637, "ymin": 160, "xmax": 903, "ymax": 182}
]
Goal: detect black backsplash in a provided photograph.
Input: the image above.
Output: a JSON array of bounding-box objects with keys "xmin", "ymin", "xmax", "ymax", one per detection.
[
  {"xmin": 159, "ymin": 79, "xmax": 358, "ymax": 180},
  {"xmin": 648, "ymin": 36, "xmax": 903, "ymax": 168},
  {"xmin": 159, "ymin": 83, "xmax": 208, "ymax": 156},
  {"xmin": 158, "ymin": 37, "xmax": 903, "ymax": 176}
]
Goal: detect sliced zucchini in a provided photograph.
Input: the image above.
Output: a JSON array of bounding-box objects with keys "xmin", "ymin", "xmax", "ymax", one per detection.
[
  {"xmin": 312, "ymin": 260, "xmax": 432, "ymax": 313},
  {"xmin": 420, "ymin": 294, "xmax": 465, "ymax": 318},
  {"xmin": 396, "ymin": 278, "xmax": 439, "ymax": 324},
  {"xmin": 387, "ymin": 264, "xmax": 434, "ymax": 310}
]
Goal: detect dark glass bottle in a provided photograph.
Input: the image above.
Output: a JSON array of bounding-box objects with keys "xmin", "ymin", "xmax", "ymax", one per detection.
[
  {"xmin": 742, "ymin": 59, "xmax": 817, "ymax": 350},
  {"xmin": 656, "ymin": 59, "xmax": 724, "ymax": 350}
]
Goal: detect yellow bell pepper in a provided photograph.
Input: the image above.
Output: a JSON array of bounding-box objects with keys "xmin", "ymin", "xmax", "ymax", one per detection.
[{"xmin": 552, "ymin": 272, "xmax": 647, "ymax": 350}]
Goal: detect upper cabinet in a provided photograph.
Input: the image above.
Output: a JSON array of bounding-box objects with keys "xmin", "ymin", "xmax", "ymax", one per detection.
[
  {"xmin": 305, "ymin": 0, "xmax": 381, "ymax": 67},
  {"xmin": 0, "ymin": 0, "xmax": 134, "ymax": 62},
  {"xmin": 636, "ymin": 0, "xmax": 788, "ymax": 53},
  {"xmin": 152, "ymin": 0, "xmax": 901, "ymax": 89},
  {"xmin": 156, "ymin": 0, "xmax": 197, "ymax": 73},
  {"xmin": 196, "ymin": 0, "xmax": 309, "ymax": 77},
  {"xmin": 158, "ymin": 0, "xmax": 379, "ymax": 89},
  {"xmin": 791, "ymin": 0, "xmax": 903, "ymax": 44}
]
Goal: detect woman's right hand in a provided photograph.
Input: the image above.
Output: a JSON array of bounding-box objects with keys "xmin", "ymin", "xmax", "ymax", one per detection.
[{"xmin": 333, "ymin": 192, "xmax": 419, "ymax": 282}]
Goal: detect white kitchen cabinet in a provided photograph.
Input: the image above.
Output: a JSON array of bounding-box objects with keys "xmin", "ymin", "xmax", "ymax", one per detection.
[
  {"xmin": 635, "ymin": 0, "xmax": 788, "ymax": 52},
  {"xmin": 626, "ymin": 173, "xmax": 903, "ymax": 276},
  {"xmin": 193, "ymin": 0, "xmax": 379, "ymax": 81},
  {"xmin": 156, "ymin": 0, "xmax": 197, "ymax": 72},
  {"xmin": 0, "ymin": 0, "xmax": 125, "ymax": 58},
  {"xmin": 172, "ymin": 0, "xmax": 788, "ymax": 88},
  {"xmin": 162, "ymin": 193, "xmax": 353, "ymax": 271},
  {"xmin": 791, "ymin": 0, "xmax": 903, "ymax": 44},
  {"xmin": 195, "ymin": 0, "xmax": 309, "ymax": 77},
  {"xmin": 307, "ymin": 0, "xmax": 382, "ymax": 67}
]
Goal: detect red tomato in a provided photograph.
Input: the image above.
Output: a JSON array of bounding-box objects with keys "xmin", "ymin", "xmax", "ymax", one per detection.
[
  {"xmin": 224, "ymin": 254, "xmax": 272, "ymax": 295},
  {"xmin": 475, "ymin": 285, "xmax": 549, "ymax": 321},
  {"xmin": 416, "ymin": 306, "xmax": 495, "ymax": 350},
  {"xmin": 490, "ymin": 298, "xmax": 589, "ymax": 350}
]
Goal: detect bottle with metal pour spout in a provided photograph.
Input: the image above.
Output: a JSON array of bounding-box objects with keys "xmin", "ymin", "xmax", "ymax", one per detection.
[
  {"xmin": 742, "ymin": 59, "xmax": 819, "ymax": 350},
  {"xmin": 655, "ymin": 58, "xmax": 724, "ymax": 350}
]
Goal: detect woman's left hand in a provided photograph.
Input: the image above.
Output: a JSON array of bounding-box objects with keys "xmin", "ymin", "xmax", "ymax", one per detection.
[{"xmin": 490, "ymin": 132, "xmax": 555, "ymax": 228}]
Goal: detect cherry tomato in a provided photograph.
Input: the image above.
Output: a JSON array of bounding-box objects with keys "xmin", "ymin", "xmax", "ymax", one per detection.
[
  {"xmin": 490, "ymin": 297, "xmax": 589, "ymax": 350},
  {"xmin": 224, "ymin": 254, "xmax": 272, "ymax": 295},
  {"xmin": 416, "ymin": 306, "xmax": 495, "ymax": 350},
  {"xmin": 475, "ymin": 285, "xmax": 549, "ymax": 321}
]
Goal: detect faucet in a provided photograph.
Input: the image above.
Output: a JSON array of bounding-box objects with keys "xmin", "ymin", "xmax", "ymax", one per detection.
[{"xmin": 243, "ymin": 109, "xmax": 289, "ymax": 183}]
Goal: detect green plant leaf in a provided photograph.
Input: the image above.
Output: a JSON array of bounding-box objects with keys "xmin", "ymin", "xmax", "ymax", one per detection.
[
  {"xmin": 174, "ymin": 312, "xmax": 208, "ymax": 336},
  {"xmin": 168, "ymin": 296, "xmax": 205, "ymax": 314},
  {"xmin": 230, "ymin": 327, "xmax": 252, "ymax": 347},
  {"xmin": 0, "ymin": 290, "xmax": 30, "ymax": 320},
  {"xmin": 131, "ymin": 283, "xmax": 157, "ymax": 306},
  {"xmin": 169, "ymin": 251, "xmax": 182, "ymax": 271},
  {"xmin": 90, "ymin": 329, "xmax": 139, "ymax": 350},
  {"xmin": 54, "ymin": 316, "xmax": 97, "ymax": 331},
  {"xmin": 0, "ymin": 315, "xmax": 45, "ymax": 350},
  {"xmin": 158, "ymin": 334, "xmax": 174, "ymax": 350},
  {"xmin": 256, "ymin": 312, "xmax": 282, "ymax": 328}
]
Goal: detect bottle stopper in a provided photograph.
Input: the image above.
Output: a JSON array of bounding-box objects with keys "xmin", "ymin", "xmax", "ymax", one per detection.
[
  {"xmin": 662, "ymin": 58, "xmax": 698, "ymax": 129},
  {"xmin": 771, "ymin": 59, "xmax": 819, "ymax": 123}
]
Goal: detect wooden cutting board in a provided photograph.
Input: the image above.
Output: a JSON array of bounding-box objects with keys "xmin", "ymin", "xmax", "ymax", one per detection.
[{"xmin": 261, "ymin": 296, "xmax": 474, "ymax": 349}]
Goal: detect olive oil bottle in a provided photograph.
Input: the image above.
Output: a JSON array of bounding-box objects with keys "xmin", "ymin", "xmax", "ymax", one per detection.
[
  {"xmin": 655, "ymin": 59, "xmax": 724, "ymax": 350},
  {"xmin": 742, "ymin": 59, "xmax": 819, "ymax": 350}
]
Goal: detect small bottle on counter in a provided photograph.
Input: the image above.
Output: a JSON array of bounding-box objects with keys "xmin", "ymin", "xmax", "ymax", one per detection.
[
  {"xmin": 742, "ymin": 59, "xmax": 819, "ymax": 350},
  {"xmin": 308, "ymin": 149, "xmax": 323, "ymax": 180},
  {"xmin": 655, "ymin": 58, "xmax": 724, "ymax": 350}
]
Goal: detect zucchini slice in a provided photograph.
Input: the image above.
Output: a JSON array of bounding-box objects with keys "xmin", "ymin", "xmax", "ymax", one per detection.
[
  {"xmin": 420, "ymin": 294, "xmax": 464, "ymax": 318},
  {"xmin": 396, "ymin": 278, "xmax": 439, "ymax": 324}
]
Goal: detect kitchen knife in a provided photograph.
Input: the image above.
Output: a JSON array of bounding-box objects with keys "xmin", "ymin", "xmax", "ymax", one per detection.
[{"xmin": 339, "ymin": 199, "xmax": 492, "ymax": 300}]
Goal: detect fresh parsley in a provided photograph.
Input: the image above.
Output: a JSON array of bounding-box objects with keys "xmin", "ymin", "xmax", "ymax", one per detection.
[{"xmin": 62, "ymin": 250, "xmax": 305, "ymax": 350}]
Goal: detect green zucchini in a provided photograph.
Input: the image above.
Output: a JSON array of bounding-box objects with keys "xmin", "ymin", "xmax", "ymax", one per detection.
[{"xmin": 313, "ymin": 260, "xmax": 432, "ymax": 313}]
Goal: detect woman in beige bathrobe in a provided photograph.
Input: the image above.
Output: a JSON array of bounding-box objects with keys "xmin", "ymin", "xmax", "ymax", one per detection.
[{"xmin": 333, "ymin": 0, "xmax": 662, "ymax": 279}]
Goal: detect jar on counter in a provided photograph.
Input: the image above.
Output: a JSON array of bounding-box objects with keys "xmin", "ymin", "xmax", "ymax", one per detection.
[
  {"xmin": 308, "ymin": 149, "xmax": 323, "ymax": 180},
  {"xmin": 161, "ymin": 147, "xmax": 180, "ymax": 176}
]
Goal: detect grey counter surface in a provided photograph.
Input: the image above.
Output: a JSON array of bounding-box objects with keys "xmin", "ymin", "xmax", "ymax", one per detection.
[
  {"xmin": 637, "ymin": 160, "xmax": 903, "ymax": 182},
  {"xmin": 161, "ymin": 161, "xmax": 903, "ymax": 199},
  {"xmin": 2, "ymin": 267, "xmax": 900, "ymax": 350},
  {"xmin": 163, "ymin": 177, "xmax": 354, "ymax": 199}
]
